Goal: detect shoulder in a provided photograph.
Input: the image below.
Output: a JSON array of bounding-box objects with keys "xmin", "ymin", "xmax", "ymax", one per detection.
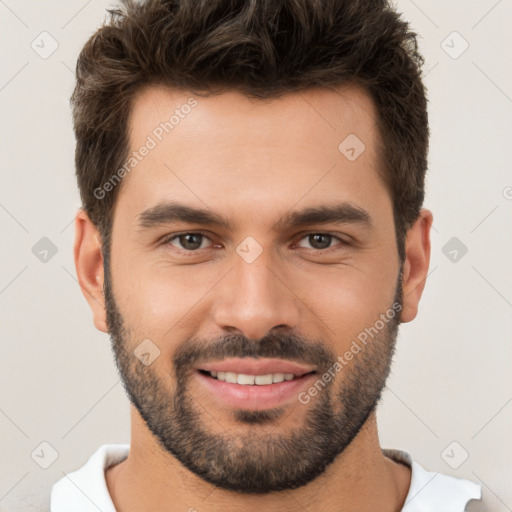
[
  {"xmin": 50, "ymin": 444, "xmax": 130, "ymax": 512},
  {"xmin": 383, "ymin": 448, "xmax": 482, "ymax": 512}
]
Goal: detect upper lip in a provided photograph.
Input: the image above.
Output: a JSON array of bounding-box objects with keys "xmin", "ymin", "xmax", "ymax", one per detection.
[{"xmin": 197, "ymin": 358, "xmax": 315, "ymax": 376}]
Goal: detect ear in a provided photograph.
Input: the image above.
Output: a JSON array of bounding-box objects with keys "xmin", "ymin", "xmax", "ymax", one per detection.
[
  {"xmin": 400, "ymin": 208, "xmax": 433, "ymax": 323},
  {"xmin": 74, "ymin": 208, "xmax": 108, "ymax": 333}
]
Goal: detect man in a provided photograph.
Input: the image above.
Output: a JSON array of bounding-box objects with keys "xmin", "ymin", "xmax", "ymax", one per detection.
[{"xmin": 51, "ymin": 0, "xmax": 482, "ymax": 510}]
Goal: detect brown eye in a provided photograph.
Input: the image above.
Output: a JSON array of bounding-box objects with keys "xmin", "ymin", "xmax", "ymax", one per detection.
[
  {"xmin": 165, "ymin": 232, "xmax": 212, "ymax": 251},
  {"xmin": 296, "ymin": 233, "xmax": 344, "ymax": 251}
]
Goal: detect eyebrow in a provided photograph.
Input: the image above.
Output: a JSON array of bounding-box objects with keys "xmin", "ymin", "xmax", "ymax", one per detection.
[
  {"xmin": 135, "ymin": 200, "xmax": 372, "ymax": 232},
  {"xmin": 136, "ymin": 202, "xmax": 233, "ymax": 230},
  {"xmin": 271, "ymin": 202, "xmax": 372, "ymax": 231}
]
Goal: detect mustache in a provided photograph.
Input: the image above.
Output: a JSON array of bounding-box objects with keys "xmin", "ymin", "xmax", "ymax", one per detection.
[{"xmin": 173, "ymin": 332, "xmax": 336, "ymax": 371}]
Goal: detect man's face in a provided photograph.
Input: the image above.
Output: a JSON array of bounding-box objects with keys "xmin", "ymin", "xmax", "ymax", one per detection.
[{"xmin": 104, "ymin": 85, "xmax": 402, "ymax": 493}]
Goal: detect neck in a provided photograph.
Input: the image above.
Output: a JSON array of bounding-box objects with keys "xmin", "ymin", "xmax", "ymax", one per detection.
[{"xmin": 106, "ymin": 408, "xmax": 411, "ymax": 512}]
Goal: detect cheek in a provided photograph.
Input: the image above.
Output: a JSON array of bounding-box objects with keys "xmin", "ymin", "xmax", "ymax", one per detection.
[
  {"xmin": 305, "ymin": 262, "xmax": 399, "ymax": 349},
  {"xmin": 111, "ymin": 257, "xmax": 216, "ymax": 357}
]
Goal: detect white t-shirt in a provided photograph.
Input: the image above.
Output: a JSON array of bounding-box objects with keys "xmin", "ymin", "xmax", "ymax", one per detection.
[{"xmin": 50, "ymin": 444, "xmax": 481, "ymax": 511}]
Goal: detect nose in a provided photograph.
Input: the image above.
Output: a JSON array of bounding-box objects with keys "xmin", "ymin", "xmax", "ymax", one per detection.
[{"xmin": 212, "ymin": 250, "xmax": 301, "ymax": 341}]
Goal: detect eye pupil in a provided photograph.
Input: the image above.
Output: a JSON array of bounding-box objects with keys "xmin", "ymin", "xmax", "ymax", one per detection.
[
  {"xmin": 180, "ymin": 233, "xmax": 203, "ymax": 250},
  {"xmin": 309, "ymin": 234, "xmax": 331, "ymax": 250},
  {"xmin": 169, "ymin": 232, "xmax": 340, "ymax": 253}
]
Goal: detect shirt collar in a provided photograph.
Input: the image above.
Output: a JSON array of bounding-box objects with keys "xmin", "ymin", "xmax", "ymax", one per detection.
[
  {"xmin": 51, "ymin": 444, "xmax": 482, "ymax": 512},
  {"xmin": 382, "ymin": 448, "xmax": 481, "ymax": 511}
]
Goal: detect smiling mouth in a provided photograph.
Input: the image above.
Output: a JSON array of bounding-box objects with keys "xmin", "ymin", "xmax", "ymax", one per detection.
[{"xmin": 198, "ymin": 369, "xmax": 315, "ymax": 386}]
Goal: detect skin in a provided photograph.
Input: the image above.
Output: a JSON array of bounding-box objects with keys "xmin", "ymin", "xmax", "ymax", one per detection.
[{"xmin": 74, "ymin": 84, "xmax": 432, "ymax": 511}]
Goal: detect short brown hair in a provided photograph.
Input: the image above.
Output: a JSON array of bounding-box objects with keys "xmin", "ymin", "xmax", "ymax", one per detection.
[{"xmin": 71, "ymin": 0, "xmax": 428, "ymax": 261}]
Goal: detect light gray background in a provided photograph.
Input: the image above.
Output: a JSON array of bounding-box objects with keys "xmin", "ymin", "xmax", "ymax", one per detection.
[{"xmin": 1, "ymin": 1, "xmax": 511, "ymax": 510}]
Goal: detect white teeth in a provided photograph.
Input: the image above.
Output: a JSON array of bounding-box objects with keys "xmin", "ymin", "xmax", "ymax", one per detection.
[
  {"xmin": 237, "ymin": 374, "xmax": 255, "ymax": 385},
  {"xmin": 255, "ymin": 374, "xmax": 273, "ymax": 385},
  {"xmin": 210, "ymin": 371, "xmax": 297, "ymax": 385},
  {"xmin": 225, "ymin": 372, "xmax": 237, "ymax": 384}
]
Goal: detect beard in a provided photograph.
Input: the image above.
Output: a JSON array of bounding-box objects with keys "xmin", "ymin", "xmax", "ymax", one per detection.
[{"xmin": 103, "ymin": 255, "xmax": 402, "ymax": 494}]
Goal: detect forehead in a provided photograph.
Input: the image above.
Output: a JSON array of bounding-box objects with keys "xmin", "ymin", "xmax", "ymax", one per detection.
[
  {"xmin": 115, "ymin": 84, "xmax": 387, "ymax": 227},
  {"xmin": 128, "ymin": 84, "xmax": 379, "ymax": 153}
]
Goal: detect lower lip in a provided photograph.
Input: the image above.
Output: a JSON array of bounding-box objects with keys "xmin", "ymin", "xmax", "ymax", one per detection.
[{"xmin": 195, "ymin": 371, "xmax": 316, "ymax": 410}]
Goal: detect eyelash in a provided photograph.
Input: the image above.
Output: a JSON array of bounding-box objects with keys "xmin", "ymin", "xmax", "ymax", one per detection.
[{"xmin": 159, "ymin": 231, "xmax": 350, "ymax": 255}]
